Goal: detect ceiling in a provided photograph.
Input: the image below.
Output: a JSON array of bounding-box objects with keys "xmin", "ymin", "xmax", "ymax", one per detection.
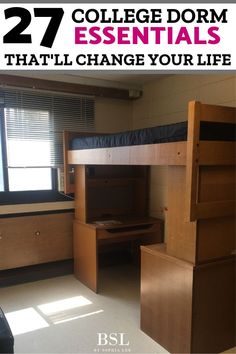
[
  {"xmin": 67, "ymin": 72, "xmax": 166, "ymax": 89},
  {"xmin": 0, "ymin": 71, "xmax": 168, "ymax": 90}
]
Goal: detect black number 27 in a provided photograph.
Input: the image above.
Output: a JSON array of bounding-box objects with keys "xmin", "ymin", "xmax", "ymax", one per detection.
[{"xmin": 3, "ymin": 7, "xmax": 64, "ymax": 48}]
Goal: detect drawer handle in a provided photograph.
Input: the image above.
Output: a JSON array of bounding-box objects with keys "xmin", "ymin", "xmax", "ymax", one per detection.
[{"xmin": 35, "ymin": 231, "xmax": 40, "ymax": 236}]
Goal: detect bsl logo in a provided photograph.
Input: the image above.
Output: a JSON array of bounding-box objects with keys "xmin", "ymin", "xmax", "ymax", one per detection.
[{"xmin": 97, "ymin": 332, "xmax": 130, "ymax": 346}]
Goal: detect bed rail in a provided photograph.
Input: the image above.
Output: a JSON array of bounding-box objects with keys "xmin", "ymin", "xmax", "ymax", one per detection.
[{"xmin": 68, "ymin": 141, "xmax": 186, "ymax": 166}]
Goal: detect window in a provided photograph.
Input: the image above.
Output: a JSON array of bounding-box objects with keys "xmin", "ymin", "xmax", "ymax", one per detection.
[
  {"xmin": 6, "ymin": 107, "xmax": 52, "ymax": 191},
  {"xmin": 0, "ymin": 88, "xmax": 94, "ymax": 192}
]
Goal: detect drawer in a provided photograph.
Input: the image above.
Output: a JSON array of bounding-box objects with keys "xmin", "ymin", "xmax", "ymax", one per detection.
[{"xmin": 0, "ymin": 212, "xmax": 73, "ymax": 270}]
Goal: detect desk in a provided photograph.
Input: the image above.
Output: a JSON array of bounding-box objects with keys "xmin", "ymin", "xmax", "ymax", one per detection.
[{"xmin": 73, "ymin": 217, "xmax": 163, "ymax": 292}]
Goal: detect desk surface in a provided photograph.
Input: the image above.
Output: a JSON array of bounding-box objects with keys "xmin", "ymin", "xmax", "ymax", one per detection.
[
  {"xmin": 74, "ymin": 216, "xmax": 162, "ymax": 230},
  {"xmin": 0, "ymin": 191, "xmax": 74, "ymax": 216}
]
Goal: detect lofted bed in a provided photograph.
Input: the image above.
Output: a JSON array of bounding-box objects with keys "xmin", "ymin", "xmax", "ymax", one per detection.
[
  {"xmin": 64, "ymin": 100, "xmax": 235, "ymax": 265},
  {"xmin": 63, "ymin": 100, "xmax": 236, "ymax": 354},
  {"xmin": 64, "ymin": 101, "xmax": 235, "ymax": 222}
]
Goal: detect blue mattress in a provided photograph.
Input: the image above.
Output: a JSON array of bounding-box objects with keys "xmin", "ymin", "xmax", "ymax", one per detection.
[{"xmin": 70, "ymin": 121, "xmax": 235, "ymax": 150}]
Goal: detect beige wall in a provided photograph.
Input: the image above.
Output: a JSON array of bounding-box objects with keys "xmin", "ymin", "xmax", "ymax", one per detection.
[
  {"xmin": 132, "ymin": 74, "xmax": 236, "ymax": 220},
  {"xmin": 96, "ymin": 97, "xmax": 132, "ymax": 132}
]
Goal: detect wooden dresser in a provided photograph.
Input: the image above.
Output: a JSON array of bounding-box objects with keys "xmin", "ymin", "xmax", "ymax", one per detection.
[{"xmin": 0, "ymin": 212, "xmax": 73, "ymax": 270}]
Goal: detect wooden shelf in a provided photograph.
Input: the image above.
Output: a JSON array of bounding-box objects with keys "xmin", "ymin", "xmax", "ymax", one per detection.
[
  {"xmin": 75, "ymin": 165, "xmax": 149, "ymax": 222},
  {"xmin": 88, "ymin": 216, "xmax": 161, "ymax": 229},
  {"xmin": 72, "ymin": 164, "xmax": 163, "ymax": 293},
  {"xmin": 87, "ymin": 177, "xmax": 142, "ymax": 188}
]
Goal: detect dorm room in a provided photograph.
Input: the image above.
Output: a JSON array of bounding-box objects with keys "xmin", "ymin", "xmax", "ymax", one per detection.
[{"xmin": 0, "ymin": 74, "xmax": 235, "ymax": 354}]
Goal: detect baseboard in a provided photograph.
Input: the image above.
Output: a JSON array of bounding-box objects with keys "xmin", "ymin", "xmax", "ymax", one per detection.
[{"xmin": 0, "ymin": 260, "xmax": 73, "ymax": 287}]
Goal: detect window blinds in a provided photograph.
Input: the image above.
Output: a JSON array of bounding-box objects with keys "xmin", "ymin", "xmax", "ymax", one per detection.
[
  {"xmin": 1, "ymin": 88, "xmax": 95, "ymax": 167},
  {"xmin": 0, "ymin": 114, "xmax": 4, "ymax": 191}
]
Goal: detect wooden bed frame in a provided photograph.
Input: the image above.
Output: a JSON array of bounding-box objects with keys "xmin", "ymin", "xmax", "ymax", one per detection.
[
  {"xmin": 63, "ymin": 100, "xmax": 235, "ymax": 353},
  {"xmin": 64, "ymin": 101, "xmax": 235, "ymax": 223}
]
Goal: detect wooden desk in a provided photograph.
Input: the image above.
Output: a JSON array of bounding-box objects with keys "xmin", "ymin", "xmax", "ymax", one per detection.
[{"xmin": 73, "ymin": 217, "xmax": 163, "ymax": 292}]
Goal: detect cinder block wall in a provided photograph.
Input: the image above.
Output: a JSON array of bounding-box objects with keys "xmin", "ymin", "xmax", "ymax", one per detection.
[{"xmin": 132, "ymin": 74, "xmax": 236, "ymax": 221}]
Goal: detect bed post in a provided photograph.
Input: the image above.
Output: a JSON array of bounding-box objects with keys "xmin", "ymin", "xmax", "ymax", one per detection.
[{"xmin": 185, "ymin": 101, "xmax": 201, "ymax": 222}]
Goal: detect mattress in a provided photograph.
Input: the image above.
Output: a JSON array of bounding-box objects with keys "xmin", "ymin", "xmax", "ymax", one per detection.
[{"xmin": 70, "ymin": 121, "xmax": 235, "ymax": 150}]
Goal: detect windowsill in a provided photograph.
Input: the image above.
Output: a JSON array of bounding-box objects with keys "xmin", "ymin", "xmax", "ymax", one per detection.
[
  {"xmin": 0, "ymin": 190, "xmax": 73, "ymax": 205},
  {"xmin": 0, "ymin": 191, "xmax": 74, "ymax": 216}
]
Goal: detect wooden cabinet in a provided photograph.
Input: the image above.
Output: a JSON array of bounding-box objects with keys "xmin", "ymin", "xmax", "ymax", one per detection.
[
  {"xmin": 0, "ymin": 216, "xmax": 38, "ymax": 270},
  {"xmin": 74, "ymin": 165, "xmax": 149, "ymax": 222},
  {"xmin": 73, "ymin": 164, "xmax": 163, "ymax": 292},
  {"xmin": 0, "ymin": 212, "xmax": 73, "ymax": 270},
  {"xmin": 141, "ymin": 244, "xmax": 236, "ymax": 354},
  {"xmin": 140, "ymin": 165, "xmax": 236, "ymax": 353}
]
